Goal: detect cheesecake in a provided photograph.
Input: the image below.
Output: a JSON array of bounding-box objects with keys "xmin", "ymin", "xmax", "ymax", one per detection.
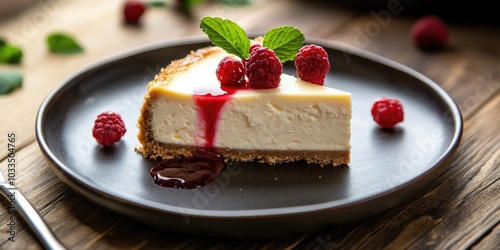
[{"xmin": 137, "ymin": 46, "xmax": 351, "ymax": 166}]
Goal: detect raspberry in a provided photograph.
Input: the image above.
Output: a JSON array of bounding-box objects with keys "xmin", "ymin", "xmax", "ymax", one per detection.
[
  {"xmin": 249, "ymin": 44, "xmax": 262, "ymax": 54},
  {"xmin": 371, "ymin": 98, "xmax": 404, "ymax": 128},
  {"xmin": 245, "ymin": 47, "xmax": 282, "ymax": 89},
  {"xmin": 411, "ymin": 16, "xmax": 449, "ymax": 50},
  {"xmin": 92, "ymin": 112, "xmax": 127, "ymax": 146},
  {"xmin": 216, "ymin": 57, "xmax": 246, "ymax": 86},
  {"xmin": 242, "ymin": 44, "xmax": 262, "ymax": 68},
  {"xmin": 295, "ymin": 44, "xmax": 330, "ymax": 85},
  {"xmin": 124, "ymin": 1, "xmax": 146, "ymax": 24}
]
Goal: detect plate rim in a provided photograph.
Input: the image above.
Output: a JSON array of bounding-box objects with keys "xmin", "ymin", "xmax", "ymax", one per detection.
[{"xmin": 35, "ymin": 36, "xmax": 463, "ymax": 220}]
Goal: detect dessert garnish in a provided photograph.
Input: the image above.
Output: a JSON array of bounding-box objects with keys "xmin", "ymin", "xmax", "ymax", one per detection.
[
  {"xmin": 0, "ymin": 71, "xmax": 23, "ymax": 95},
  {"xmin": 92, "ymin": 111, "xmax": 127, "ymax": 146},
  {"xmin": 249, "ymin": 43, "xmax": 261, "ymax": 54},
  {"xmin": 295, "ymin": 44, "xmax": 330, "ymax": 85},
  {"xmin": 176, "ymin": 0, "xmax": 251, "ymax": 16},
  {"xmin": 371, "ymin": 97, "xmax": 404, "ymax": 128},
  {"xmin": 200, "ymin": 16, "xmax": 305, "ymax": 62},
  {"xmin": 216, "ymin": 56, "xmax": 246, "ymax": 86},
  {"xmin": 245, "ymin": 47, "xmax": 282, "ymax": 88},
  {"xmin": 123, "ymin": 1, "xmax": 147, "ymax": 25},
  {"xmin": 150, "ymin": 149, "xmax": 224, "ymax": 189},
  {"xmin": 0, "ymin": 39, "xmax": 23, "ymax": 64},
  {"xmin": 200, "ymin": 16, "xmax": 331, "ymax": 87},
  {"xmin": 47, "ymin": 33, "xmax": 84, "ymax": 54},
  {"xmin": 411, "ymin": 16, "xmax": 449, "ymax": 50}
]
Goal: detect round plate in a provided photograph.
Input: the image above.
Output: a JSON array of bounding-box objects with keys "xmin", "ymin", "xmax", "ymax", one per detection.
[{"xmin": 36, "ymin": 37, "xmax": 462, "ymax": 238}]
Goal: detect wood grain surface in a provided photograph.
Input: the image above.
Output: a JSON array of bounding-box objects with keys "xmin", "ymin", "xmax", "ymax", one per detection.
[{"xmin": 1, "ymin": 0, "xmax": 499, "ymax": 249}]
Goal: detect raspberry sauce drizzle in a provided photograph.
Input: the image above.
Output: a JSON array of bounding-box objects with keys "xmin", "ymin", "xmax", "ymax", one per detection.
[
  {"xmin": 150, "ymin": 150, "xmax": 225, "ymax": 189},
  {"xmin": 193, "ymin": 83, "xmax": 248, "ymax": 149}
]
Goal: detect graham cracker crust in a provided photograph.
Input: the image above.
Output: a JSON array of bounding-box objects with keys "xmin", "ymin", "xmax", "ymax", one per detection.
[{"xmin": 136, "ymin": 139, "xmax": 350, "ymax": 166}]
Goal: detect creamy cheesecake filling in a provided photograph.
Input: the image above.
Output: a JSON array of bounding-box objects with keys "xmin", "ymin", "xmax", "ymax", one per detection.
[
  {"xmin": 217, "ymin": 99, "xmax": 350, "ymax": 151},
  {"xmin": 148, "ymin": 88, "xmax": 351, "ymax": 151}
]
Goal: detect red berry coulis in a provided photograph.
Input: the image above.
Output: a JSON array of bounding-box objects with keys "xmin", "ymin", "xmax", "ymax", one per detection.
[
  {"xmin": 150, "ymin": 150, "xmax": 225, "ymax": 189},
  {"xmin": 193, "ymin": 83, "xmax": 249, "ymax": 149}
]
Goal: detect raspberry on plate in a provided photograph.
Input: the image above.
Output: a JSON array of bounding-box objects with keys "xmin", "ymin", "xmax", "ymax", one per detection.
[
  {"xmin": 124, "ymin": 1, "xmax": 146, "ymax": 24},
  {"xmin": 371, "ymin": 97, "xmax": 404, "ymax": 128},
  {"xmin": 295, "ymin": 44, "xmax": 330, "ymax": 85},
  {"xmin": 92, "ymin": 111, "xmax": 127, "ymax": 146},
  {"xmin": 411, "ymin": 15, "xmax": 449, "ymax": 50},
  {"xmin": 216, "ymin": 57, "xmax": 246, "ymax": 86},
  {"xmin": 245, "ymin": 47, "xmax": 283, "ymax": 89}
]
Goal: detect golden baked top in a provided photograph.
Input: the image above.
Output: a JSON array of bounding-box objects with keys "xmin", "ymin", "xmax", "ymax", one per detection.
[{"xmin": 146, "ymin": 46, "xmax": 224, "ymax": 90}]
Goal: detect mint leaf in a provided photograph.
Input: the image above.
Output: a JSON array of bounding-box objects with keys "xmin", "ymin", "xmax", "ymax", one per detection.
[
  {"xmin": 215, "ymin": 0, "xmax": 251, "ymax": 7},
  {"xmin": 263, "ymin": 26, "xmax": 304, "ymax": 62},
  {"xmin": 47, "ymin": 33, "xmax": 84, "ymax": 54},
  {"xmin": 178, "ymin": 0, "xmax": 204, "ymax": 13},
  {"xmin": 200, "ymin": 16, "xmax": 250, "ymax": 59},
  {"xmin": 0, "ymin": 71, "xmax": 23, "ymax": 95},
  {"xmin": 0, "ymin": 43, "xmax": 23, "ymax": 64},
  {"xmin": 149, "ymin": 0, "xmax": 168, "ymax": 7}
]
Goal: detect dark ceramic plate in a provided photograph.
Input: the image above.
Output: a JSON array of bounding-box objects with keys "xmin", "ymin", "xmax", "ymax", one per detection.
[{"xmin": 36, "ymin": 37, "xmax": 462, "ymax": 238}]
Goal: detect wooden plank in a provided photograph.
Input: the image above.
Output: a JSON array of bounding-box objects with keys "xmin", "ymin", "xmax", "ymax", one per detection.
[
  {"xmin": 471, "ymin": 223, "xmax": 500, "ymax": 250},
  {"xmin": 0, "ymin": 143, "xmax": 58, "ymax": 250},
  {"xmin": 407, "ymin": 95, "xmax": 499, "ymax": 249}
]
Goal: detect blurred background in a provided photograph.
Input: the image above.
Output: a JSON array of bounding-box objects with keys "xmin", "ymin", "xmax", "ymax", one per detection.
[{"xmin": 2, "ymin": 0, "xmax": 500, "ymax": 24}]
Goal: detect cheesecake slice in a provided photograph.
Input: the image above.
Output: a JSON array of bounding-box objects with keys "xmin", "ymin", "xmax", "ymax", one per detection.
[{"xmin": 137, "ymin": 46, "xmax": 351, "ymax": 166}]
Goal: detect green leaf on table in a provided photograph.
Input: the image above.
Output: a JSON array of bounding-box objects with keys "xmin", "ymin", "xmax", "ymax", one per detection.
[
  {"xmin": 47, "ymin": 33, "xmax": 84, "ymax": 54},
  {"xmin": 0, "ymin": 71, "xmax": 23, "ymax": 95},
  {"xmin": 200, "ymin": 16, "xmax": 250, "ymax": 59},
  {"xmin": 149, "ymin": 0, "xmax": 168, "ymax": 7},
  {"xmin": 263, "ymin": 26, "xmax": 304, "ymax": 62},
  {"xmin": 0, "ymin": 42, "xmax": 23, "ymax": 64},
  {"xmin": 179, "ymin": 0, "xmax": 205, "ymax": 13},
  {"xmin": 215, "ymin": 0, "xmax": 251, "ymax": 7}
]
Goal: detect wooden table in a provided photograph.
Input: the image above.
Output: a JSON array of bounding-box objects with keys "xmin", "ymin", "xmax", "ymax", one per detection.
[{"xmin": 1, "ymin": 1, "xmax": 498, "ymax": 249}]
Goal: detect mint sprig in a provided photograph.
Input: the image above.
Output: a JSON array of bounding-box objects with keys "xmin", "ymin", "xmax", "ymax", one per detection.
[
  {"xmin": 148, "ymin": 0, "xmax": 168, "ymax": 7},
  {"xmin": 200, "ymin": 17, "xmax": 304, "ymax": 63},
  {"xmin": 0, "ymin": 71, "xmax": 23, "ymax": 95},
  {"xmin": 216, "ymin": 0, "xmax": 251, "ymax": 7},
  {"xmin": 263, "ymin": 26, "xmax": 304, "ymax": 62},
  {"xmin": 47, "ymin": 33, "xmax": 84, "ymax": 54},
  {"xmin": 179, "ymin": 0, "xmax": 204, "ymax": 12},
  {"xmin": 200, "ymin": 17, "xmax": 250, "ymax": 59}
]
